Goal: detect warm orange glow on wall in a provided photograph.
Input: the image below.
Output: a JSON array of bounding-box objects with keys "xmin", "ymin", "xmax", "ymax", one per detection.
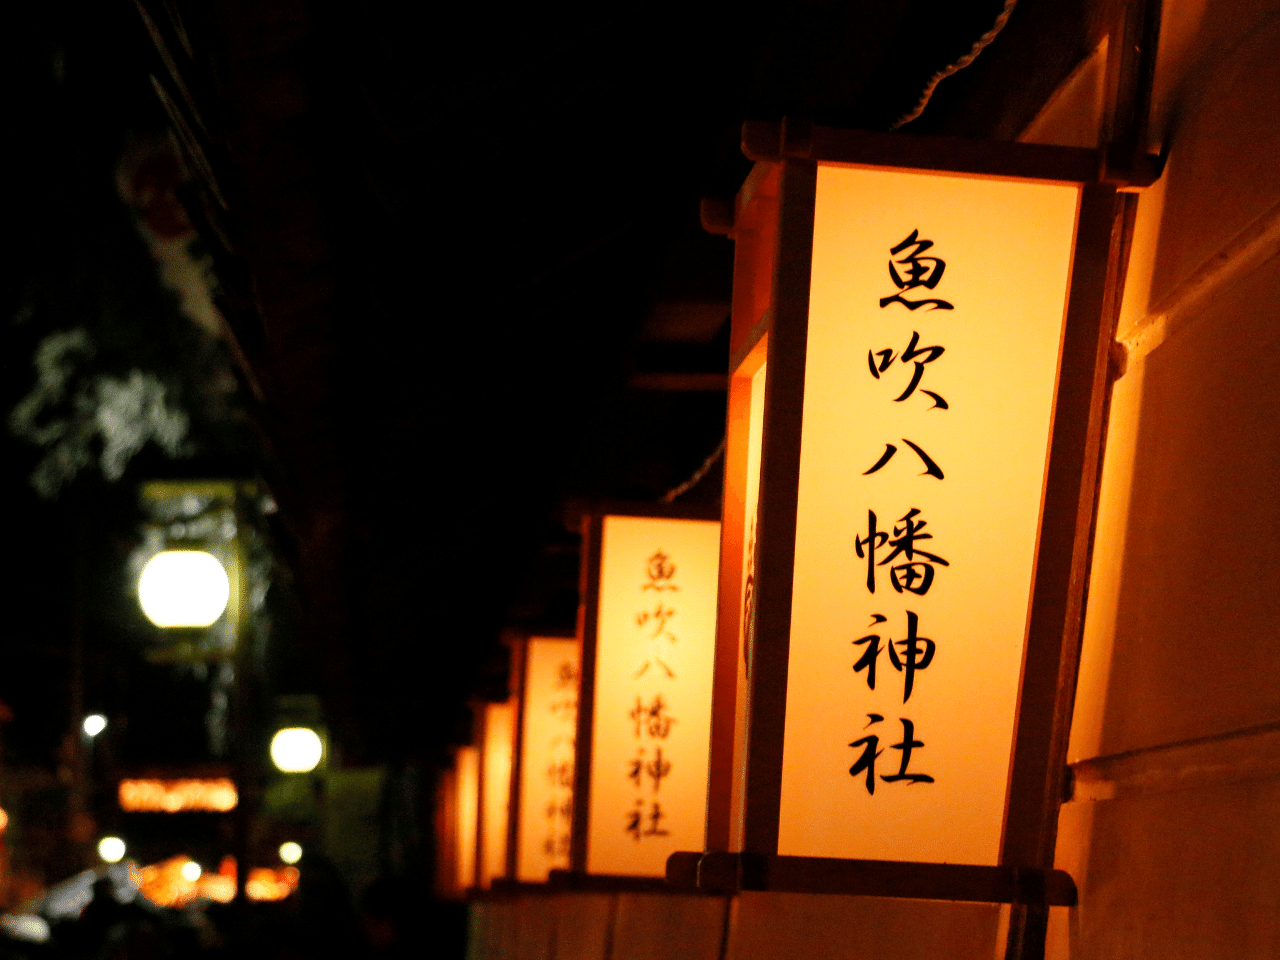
[
  {"xmin": 585, "ymin": 515, "xmax": 720, "ymax": 877},
  {"xmin": 516, "ymin": 637, "xmax": 578, "ymax": 883},
  {"xmin": 776, "ymin": 164, "xmax": 1081, "ymax": 864},
  {"xmin": 118, "ymin": 778, "xmax": 238, "ymax": 812},
  {"xmin": 478, "ymin": 701, "xmax": 515, "ymax": 887}
]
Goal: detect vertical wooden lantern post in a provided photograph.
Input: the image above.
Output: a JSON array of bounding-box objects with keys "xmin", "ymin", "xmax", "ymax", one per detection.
[
  {"xmin": 564, "ymin": 504, "xmax": 720, "ymax": 885},
  {"xmin": 672, "ymin": 121, "xmax": 1149, "ymax": 948}
]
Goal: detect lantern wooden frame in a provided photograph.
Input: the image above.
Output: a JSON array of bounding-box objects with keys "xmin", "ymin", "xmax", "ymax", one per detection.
[
  {"xmin": 497, "ymin": 632, "xmax": 579, "ymax": 888},
  {"xmin": 674, "ymin": 121, "xmax": 1131, "ymax": 906},
  {"xmin": 566, "ymin": 501, "xmax": 721, "ymax": 884}
]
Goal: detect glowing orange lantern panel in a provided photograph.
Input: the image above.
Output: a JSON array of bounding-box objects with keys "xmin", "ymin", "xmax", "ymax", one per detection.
[
  {"xmin": 775, "ymin": 165, "xmax": 1081, "ymax": 864},
  {"xmin": 454, "ymin": 746, "xmax": 479, "ymax": 891},
  {"xmin": 478, "ymin": 701, "xmax": 515, "ymax": 888},
  {"xmin": 515, "ymin": 637, "xmax": 579, "ymax": 883},
  {"xmin": 580, "ymin": 513, "xmax": 720, "ymax": 878}
]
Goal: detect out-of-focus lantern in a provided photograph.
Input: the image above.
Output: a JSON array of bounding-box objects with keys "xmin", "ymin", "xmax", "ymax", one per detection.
[
  {"xmin": 511, "ymin": 636, "xmax": 579, "ymax": 883},
  {"xmin": 434, "ymin": 756, "xmax": 467, "ymax": 898},
  {"xmin": 118, "ymin": 777, "xmax": 238, "ymax": 812},
  {"xmin": 133, "ymin": 481, "xmax": 251, "ymax": 662},
  {"xmin": 270, "ymin": 727, "xmax": 324, "ymax": 773},
  {"xmin": 568, "ymin": 506, "xmax": 720, "ymax": 880},
  {"xmin": 476, "ymin": 700, "xmax": 516, "ymax": 889},
  {"xmin": 673, "ymin": 122, "xmax": 1129, "ymax": 914},
  {"xmin": 278, "ymin": 841, "xmax": 302, "ymax": 865},
  {"xmin": 138, "ymin": 550, "xmax": 230, "ymax": 627},
  {"xmin": 454, "ymin": 746, "xmax": 479, "ymax": 892}
]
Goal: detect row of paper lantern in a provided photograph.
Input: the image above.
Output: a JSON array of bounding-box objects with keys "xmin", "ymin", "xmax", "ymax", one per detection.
[
  {"xmin": 436, "ymin": 138, "xmax": 1117, "ymax": 895},
  {"xmin": 436, "ymin": 509, "xmax": 722, "ymax": 895}
]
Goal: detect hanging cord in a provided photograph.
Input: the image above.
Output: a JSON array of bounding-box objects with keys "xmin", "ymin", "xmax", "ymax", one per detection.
[
  {"xmin": 660, "ymin": 436, "xmax": 726, "ymax": 504},
  {"xmin": 890, "ymin": 0, "xmax": 1019, "ymax": 129}
]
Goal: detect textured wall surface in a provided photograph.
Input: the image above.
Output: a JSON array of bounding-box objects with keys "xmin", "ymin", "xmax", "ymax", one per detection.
[{"xmin": 1046, "ymin": 2, "xmax": 1280, "ymax": 957}]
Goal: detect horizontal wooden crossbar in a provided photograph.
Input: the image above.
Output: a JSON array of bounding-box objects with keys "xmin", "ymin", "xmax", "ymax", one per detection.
[{"xmin": 739, "ymin": 119, "xmax": 1162, "ymax": 188}]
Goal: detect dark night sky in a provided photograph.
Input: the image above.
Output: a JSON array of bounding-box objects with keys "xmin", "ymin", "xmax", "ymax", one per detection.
[{"xmin": 1, "ymin": 0, "xmax": 1028, "ymax": 776}]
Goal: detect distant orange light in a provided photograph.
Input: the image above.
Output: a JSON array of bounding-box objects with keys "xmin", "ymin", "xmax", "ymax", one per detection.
[
  {"xmin": 0, "ymin": 807, "xmax": 8, "ymax": 832},
  {"xmin": 246, "ymin": 866, "xmax": 300, "ymax": 902},
  {"xmin": 138, "ymin": 855, "xmax": 298, "ymax": 907},
  {"xmin": 139, "ymin": 857, "xmax": 205, "ymax": 908},
  {"xmin": 118, "ymin": 778, "xmax": 237, "ymax": 813},
  {"xmin": 197, "ymin": 873, "xmax": 235, "ymax": 904}
]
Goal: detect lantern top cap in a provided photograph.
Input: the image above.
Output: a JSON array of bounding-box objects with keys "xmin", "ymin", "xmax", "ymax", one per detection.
[{"xmin": 738, "ymin": 119, "xmax": 1152, "ymax": 186}]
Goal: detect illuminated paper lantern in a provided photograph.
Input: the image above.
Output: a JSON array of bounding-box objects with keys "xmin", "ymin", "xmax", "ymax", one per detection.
[
  {"xmin": 133, "ymin": 480, "xmax": 258, "ymax": 662},
  {"xmin": 454, "ymin": 746, "xmax": 479, "ymax": 892},
  {"xmin": 477, "ymin": 701, "xmax": 515, "ymax": 889},
  {"xmin": 683, "ymin": 122, "xmax": 1126, "ymax": 904},
  {"xmin": 512, "ymin": 636, "xmax": 579, "ymax": 883},
  {"xmin": 138, "ymin": 551, "xmax": 231, "ymax": 628},
  {"xmin": 571, "ymin": 507, "xmax": 720, "ymax": 879},
  {"xmin": 270, "ymin": 728, "xmax": 324, "ymax": 773}
]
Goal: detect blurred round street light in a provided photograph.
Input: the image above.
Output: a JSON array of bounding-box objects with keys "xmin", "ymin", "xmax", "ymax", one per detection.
[
  {"xmin": 83, "ymin": 714, "xmax": 107, "ymax": 737},
  {"xmin": 97, "ymin": 837, "xmax": 126, "ymax": 863},
  {"xmin": 180, "ymin": 860, "xmax": 202, "ymax": 883},
  {"xmin": 270, "ymin": 728, "xmax": 323, "ymax": 773},
  {"xmin": 278, "ymin": 842, "xmax": 302, "ymax": 865},
  {"xmin": 138, "ymin": 551, "xmax": 231, "ymax": 628}
]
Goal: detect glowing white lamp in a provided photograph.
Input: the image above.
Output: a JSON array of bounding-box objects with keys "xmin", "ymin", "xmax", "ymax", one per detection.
[
  {"xmin": 180, "ymin": 860, "xmax": 202, "ymax": 882},
  {"xmin": 278, "ymin": 842, "xmax": 302, "ymax": 865},
  {"xmin": 98, "ymin": 836, "xmax": 126, "ymax": 864},
  {"xmin": 83, "ymin": 715, "xmax": 107, "ymax": 737},
  {"xmin": 138, "ymin": 551, "xmax": 231, "ymax": 628},
  {"xmin": 270, "ymin": 728, "xmax": 323, "ymax": 773}
]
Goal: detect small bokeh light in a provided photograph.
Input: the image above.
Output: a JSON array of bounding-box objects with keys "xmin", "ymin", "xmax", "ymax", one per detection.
[
  {"xmin": 0, "ymin": 807, "xmax": 8, "ymax": 832},
  {"xmin": 180, "ymin": 860, "xmax": 202, "ymax": 883},
  {"xmin": 138, "ymin": 550, "xmax": 231, "ymax": 628},
  {"xmin": 83, "ymin": 714, "xmax": 107, "ymax": 737},
  {"xmin": 278, "ymin": 841, "xmax": 302, "ymax": 865},
  {"xmin": 270, "ymin": 728, "xmax": 323, "ymax": 773},
  {"xmin": 98, "ymin": 836, "xmax": 126, "ymax": 864}
]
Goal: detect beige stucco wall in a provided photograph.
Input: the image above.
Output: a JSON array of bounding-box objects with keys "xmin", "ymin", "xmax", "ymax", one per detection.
[{"xmin": 1028, "ymin": 2, "xmax": 1280, "ymax": 956}]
